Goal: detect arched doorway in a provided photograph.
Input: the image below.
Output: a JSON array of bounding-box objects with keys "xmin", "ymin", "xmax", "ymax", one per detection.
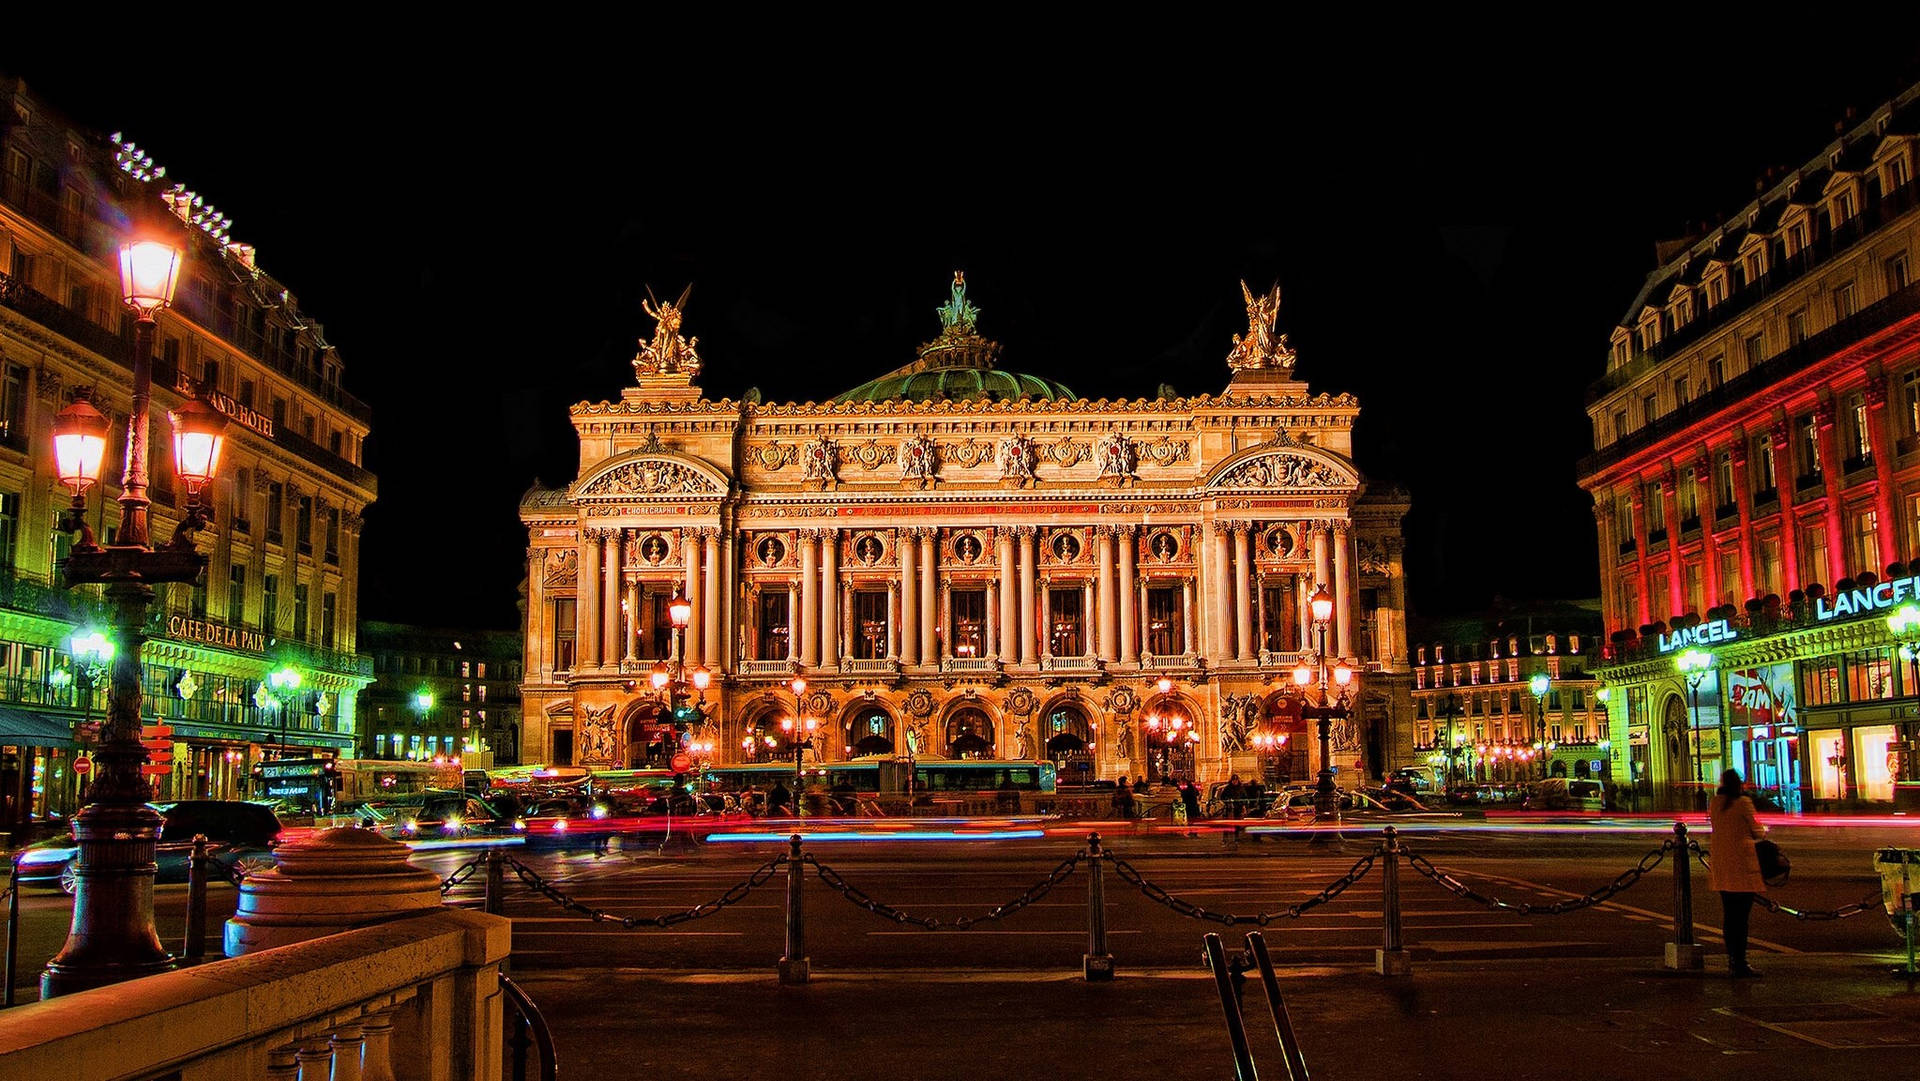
[
  {"xmin": 1044, "ymin": 703, "xmax": 1094, "ymax": 785},
  {"xmin": 1662, "ymin": 694, "xmax": 1694, "ymax": 809},
  {"xmin": 1256, "ymin": 692, "xmax": 1307, "ymax": 785},
  {"xmin": 624, "ymin": 703, "xmax": 670, "ymax": 769},
  {"xmin": 845, "ymin": 705, "xmax": 896, "ymax": 757},
  {"xmin": 945, "ymin": 707, "xmax": 995, "ymax": 759},
  {"xmin": 1144, "ymin": 697, "xmax": 1197, "ymax": 783}
]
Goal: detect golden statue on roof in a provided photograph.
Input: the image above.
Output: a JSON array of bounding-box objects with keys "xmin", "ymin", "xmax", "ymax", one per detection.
[
  {"xmin": 1226, "ymin": 280, "xmax": 1298, "ymax": 372},
  {"xmin": 634, "ymin": 285, "xmax": 703, "ymax": 380}
]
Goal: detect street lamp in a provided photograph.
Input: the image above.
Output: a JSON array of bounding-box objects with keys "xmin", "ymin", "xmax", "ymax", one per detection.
[
  {"xmin": 1433, "ymin": 693, "xmax": 1463, "ymax": 791},
  {"xmin": 779, "ymin": 676, "xmax": 820, "ymax": 818},
  {"xmin": 44, "ymin": 234, "xmax": 230, "ymax": 998},
  {"xmin": 1291, "ymin": 585, "xmax": 1355, "ymax": 821},
  {"xmin": 1889, "ymin": 605, "xmax": 1920, "ymax": 789},
  {"xmin": 1529, "ymin": 672, "xmax": 1551, "ymax": 780},
  {"xmin": 1676, "ymin": 648, "xmax": 1713, "ymax": 810},
  {"xmin": 646, "ymin": 587, "xmax": 710, "ymax": 769}
]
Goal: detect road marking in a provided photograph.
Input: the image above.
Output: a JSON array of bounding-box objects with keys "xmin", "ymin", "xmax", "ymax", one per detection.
[{"xmin": 865, "ymin": 929, "xmax": 1147, "ymax": 936}]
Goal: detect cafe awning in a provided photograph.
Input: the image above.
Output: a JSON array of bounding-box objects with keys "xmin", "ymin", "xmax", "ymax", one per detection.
[{"xmin": 0, "ymin": 706, "xmax": 78, "ymax": 749}]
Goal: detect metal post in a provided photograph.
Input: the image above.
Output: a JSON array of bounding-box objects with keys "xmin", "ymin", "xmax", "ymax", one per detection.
[
  {"xmin": 1203, "ymin": 933, "xmax": 1257, "ymax": 1081},
  {"xmin": 1375, "ymin": 826, "xmax": 1410, "ymax": 976},
  {"xmin": 779, "ymin": 834, "xmax": 809, "ymax": 984},
  {"xmin": 4, "ymin": 856, "xmax": 19, "ymax": 1007},
  {"xmin": 183, "ymin": 834, "xmax": 208, "ymax": 960},
  {"xmin": 1246, "ymin": 932, "xmax": 1309, "ymax": 1081},
  {"xmin": 486, "ymin": 849, "xmax": 506, "ymax": 916},
  {"xmin": 1083, "ymin": 832, "xmax": 1113, "ymax": 980},
  {"xmin": 1664, "ymin": 820, "xmax": 1703, "ymax": 970}
]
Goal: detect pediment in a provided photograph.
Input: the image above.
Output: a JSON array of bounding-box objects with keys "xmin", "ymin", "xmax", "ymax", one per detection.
[
  {"xmin": 573, "ymin": 451, "xmax": 729, "ymax": 500},
  {"xmin": 1204, "ymin": 444, "xmax": 1360, "ymax": 492}
]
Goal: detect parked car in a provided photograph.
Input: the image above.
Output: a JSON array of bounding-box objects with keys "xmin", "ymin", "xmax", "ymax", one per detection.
[{"xmin": 16, "ymin": 800, "xmax": 283, "ymax": 894}]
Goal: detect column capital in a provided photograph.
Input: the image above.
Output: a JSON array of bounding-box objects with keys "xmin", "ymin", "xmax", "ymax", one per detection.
[
  {"xmin": 1013, "ymin": 524, "xmax": 1039, "ymax": 539},
  {"xmin": 1866, "ymin": 373, "xmax": 1890, "ymax": 407},
  {"xmin": 800, "ymin": 527, "xmax": 823, "ymax": 540},
  {"xmin": 1729, "ymin": 440, "xmax": 1748, "ymax": 466},
  {"xmin": 1813, "ymin": 397, "xmax": 1837, "ymax": 428},
  {"xmin": 1330, "ymin": 519, "xmax": 1350, "ymax": 537}
]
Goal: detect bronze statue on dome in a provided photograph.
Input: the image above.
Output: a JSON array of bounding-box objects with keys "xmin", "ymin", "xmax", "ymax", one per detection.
[
  {"xmin": 936, "ymin": 270, "xmax": 980, "ymax": 333},
  {"xmin": 634, "ymin": 284, "xmax": 703, "ymax": 380},
  {"xmin": 1226, "ymin": 280, "xmax": 1298, "ymax": 372}
]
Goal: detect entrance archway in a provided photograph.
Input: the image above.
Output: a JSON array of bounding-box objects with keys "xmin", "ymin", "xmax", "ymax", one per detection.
[
  {"xmin": 1662, "ymin": 694, "xmax": 1695, "ymax": 809},
  {"xmin": 945, "ymin": 707, "xmax": 995, "ymax": 759},
  {"xmin": 845, "ymin": 705, "xmax": 896, "ymax": 757},
  {"xmin": 1044, "ymin": 703, "xmax": 1094, "ymax": 785},
  {"xmin": 1144, "ymin": 695, "xmax": 1198, "ymax": 784},
  {"xmin": 623, "ymin": 703, "xmax": 669, "ymax": 769}
]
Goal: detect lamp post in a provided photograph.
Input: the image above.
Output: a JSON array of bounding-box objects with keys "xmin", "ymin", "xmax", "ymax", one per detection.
[
  {"xmin": 1434, "ymin": 693, "xmax": 1462, "ymax": 792},
  {"xmin": 1676, "ymin": 648, "xmax": 1713, "ymax": 810},
  {"xmin": 1529, "ymin": 672, "xmax": 1551, "ymax": 780},
  {"xmin": 66, "ymin": 629, "xmax": 115, "ymax": 804},
  {"xmin": 646, "ymin": 588, "xmax": 710, "ymax": 769},
  {"xmin": 1293, "ymin": 586, "xmax": 1355, "ymax": 822},
  {"xmin": 780, "ymin": 677, "xmax": 820, "ymax": 819},
  {"xmin": 43, "ymin": 236, "xmax": 229, "ymax": 998}
]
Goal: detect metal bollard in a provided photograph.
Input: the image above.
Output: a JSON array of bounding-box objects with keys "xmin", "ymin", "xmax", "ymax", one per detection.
[
  {"xmin": 486, "ymin": 849, "xmax": 506, "ymax": 916},
  {"xmin": 1664, "ymin": 820, "xmax": 1704, "ymax": 970},
  {"xmin": 779, "ymin": 834, "xmax": 809, "ymax": 984},
  {"xmin": 1246, "ymin": 932, "xmax": 1310, "ymax": 1081},
  {"xmin": 1375, "ymin": 825, "xmax": 1411, "ymax": 976},
  {"xmin": 4, "ymin": 856, "xmax": 19, "ymax": 1007},
  {"xmin": 184, "ymin": 834, "xmax": 209, "ymax": 960},
  {"xmin": 1203, "ymin": 933, "xmax": 1257, "ymax": 1081},
  {"xmin": 1084, "ymin": 832, "xmax": 1114, "ymax": 981}
]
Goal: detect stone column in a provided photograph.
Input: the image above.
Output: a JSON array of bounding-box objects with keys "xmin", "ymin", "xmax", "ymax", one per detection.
[
  {"xmin": 1233, "ymin": 523, "xmax": 1255, "ymax": 661},
  {"xmin": 986, "ymin": 577, "xmax": 999, "ymax": 659},
  {"xmin": 1018, "ymin": 527, "xmax": 1037, "ymax": 665},
  {"xmin": 900, "ymin": 530, "xmax": 919, "ymax": 666},
  {"xmin": 625, "ymin": 576, "xmax": 641, "ymax": 664},
  {"xmin": 1082, "ymin": 578, "xmax": 1096, "ymax": 657},
  {"xmin": 1659, "ymin": 470, "xmax": 1683, "ymax": 618},
  {"xmin": 1866, "ymin": 375, "xmax": 1900, "ymax": 569},
  {"xmin": 1730, "ymin": 439, "xmax": 1756, "ymax": 600},
  {"xmin": 683, "ymin": 528, "xmax": 703, "ymax": 668},
  {"xmin": 1297, "ymin": 569, "xmax": 1311, "ymax": 649},
  {"xmin": 1385, "ymin": 538, "xmax": 1407, "ymax": 665},
  {"xmin": 997, "ymin": 528, "xmax": 1017, "ymax": 662},
  {"xmin": 1815, "ymin": 399, "xmax": 1847, "ymax": 584},
  {"xmin": 1312, "ymin": 520, "xmax": 1332, "ymax": 591},
  {"xmin": 1181, "ymin": 577, "xmax": 1195, "ymax": 656},
  {"xmin": 1630, "ymin": 489, "xmax": 1652, "ymax": 626},
  {"xmin": 703, "ymin": 529, "xmax": 722, "ymax": 669},
  {"xmin": 820, "ymin": 528, "xmax": 839, "ymax": 670},
  {"xmin": 1695, "ymin": 454, "xmax": 1720, "ymax": 608},
  {"xmin": 919, "ymin": 529, "xmax": 937, "ymax": 664},
  {"xmin": 1211, "ymin": 524, "xmax": 1233, "ymax": 663},
  {"xmin": 787, "ymin": 582, "xmax": 799, "ymax": 662},
  {"xmin": 1770, "ymin": 418, "xmax": 1801, "ymax": 593},
  {"xmin": 887, "ymin": 581, "xmax": 900, "ymax": 659},
  {"xmin": 1096, "ymin": 526, "xmax": 1117, "ymax": 661},
  {"xmin": 720, "ymin": 509, "xmax": 737, "ymax": 674},
  {"xmin": 1332, "ymin": 521, "xmax": 1353, "ymax": 659},
  {"xmin": 579, "ymin": 528, "xmax": 602, "ymax": 669},
  {"xmin": 1592, "ymin": 505, "xmax": 1616, "ymax": 631},
  {"xmin": 1118, "ymin": 525, "xmax": 1138, "ymax": 664},
  {"xmin": 939, "ymin": 575, "xmax": 952, "ymax": 662},
  {"xmin": 602, "ymin": 530, "xmax": 623, "ymax": 673},
  {"xmin": 800, "ymin": 529, "xmax": 820, "ymax": 667}
]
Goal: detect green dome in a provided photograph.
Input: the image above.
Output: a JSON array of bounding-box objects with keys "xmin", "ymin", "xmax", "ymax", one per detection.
[{"xmin": 832, "ymin": 365, "xmax": 1078, "ymax": 404}]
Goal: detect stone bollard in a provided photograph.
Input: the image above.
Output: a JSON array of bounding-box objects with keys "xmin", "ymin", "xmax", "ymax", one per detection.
[
  {"xmin": 1375, "ymin": 826, "xmax": 1412, "ymax": 977},
  {"xmin": 778, "ymin": 834, "xmax": 809, "ymax": 984},
  {"xmin": 1084, "ymin": 832, "xmax": 1114, "ymax": 981},
  {"xmin": 1664, "ymin": 820, "xmax": 1704, "ymax": 971},
  {"xmin": 225, "ymin": 827, "xmax": 445, "ymax": 956}
]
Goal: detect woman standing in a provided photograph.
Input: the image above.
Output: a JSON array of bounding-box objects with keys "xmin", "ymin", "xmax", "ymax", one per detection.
[{"xmin": 1708, "ymin": 768, "xmax": 1769, "ymax": 978}]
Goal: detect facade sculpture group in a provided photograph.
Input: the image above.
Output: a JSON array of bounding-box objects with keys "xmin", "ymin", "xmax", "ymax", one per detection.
[{"xmin": 521, "ymin": 275, "xmax": 1411, "ymax": 789}]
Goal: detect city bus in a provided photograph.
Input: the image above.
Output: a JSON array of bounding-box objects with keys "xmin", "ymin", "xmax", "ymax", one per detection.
[{"xmin": 701, "ymin": 758, "xmax": 1056, "ymax": 797}]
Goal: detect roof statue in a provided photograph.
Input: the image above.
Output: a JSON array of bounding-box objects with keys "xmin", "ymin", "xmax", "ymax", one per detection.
[
  {"xmin": 633, "ymin": 285, "xmax": 703, "ymax": 380},
  {"xmin": 1226, "ymin": 280, "xmax": 1298, "ymax": 372},
  {"xmin": 936, "ymin": 270, "xmax": 981, "ymax": 334}
]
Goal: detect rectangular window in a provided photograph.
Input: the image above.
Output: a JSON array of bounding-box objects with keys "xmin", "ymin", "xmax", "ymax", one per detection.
[
  {"xmin": 232, "ymin": 469, "xmax": 251, "ymax": 534},
  {"xmin": 950, "ymin": 588, "xmax": 986, "ymax": 659},
  {"xmin": 1755, "ymin": 535, "xmax": 1781, "ymax": 598},
  {"xmin": 1146, "ymin": 586, "xmax": 1182, "ymax": 656},
  {"xmin": 1707, "ymin": 355, "xmax": 1724, "ymax": 390},
  {"xmin": 325, "ymin": 508, "xmax": 340, "ymax": 562},
  {"xmin": 758, "ymin": 590, "xmax": 791, "ymax": 660},
  {"xmin": 1799, "ymin": 657, "xmax": 1841, "ymax": 707},
  {"xmin": 1718, "ymin": 547, "xmax": 1742, "ymax": 605},
  {"xmin": 1745, "ymin": 331, "xmax": 1766, "ymax": 366},
  {"xmin": 1888, "ymin": 252, "xmax": 1911, "ymax": 294},
  {"xmin": 1788, "ymin": 309, "xmax": 1808, "ymax": 346},
  {"xmin": 1643, "ymin": 392, "xmax": 1658, "ymax": 424},
  {"xmin": 1834, "ymin": 281, "xmax": 1858, "ymax": 320},
  {"xmin": 1852, "ymin": 508, "xmax": 1881, "ymax": 579},
  {"xmin": 262, "ymin": 574, "xmax": 279, "ymax": 636},
  {"xmin": 1260, "ymin": 585, "xmax": 1294, "ymax": 652},
  {"xmin": 1798, "ymin": 415, "xmax": 1821, "ymax": 481},
  {"xmin": 228, "ymin": 563, "xmax": 246, "ymax": 624},
  {"xmin": 1845, "ymin": 650, "xmax": 1895, "ymax": 702},
  {"xmin": 1613, "ymin": 409, "xmax": 1628, "ymax": 442},
  {"xmin": 1047, "ymin": 588, "xmax": 1085, "ymax": 657},
  {"xmin": 1678, "ymin": 468, "xmax": 1699, "ymax": 524},
  {"xmin": 553, "ymin": 597, "xmax": 576, "ymax": 670},
  {"xmin": 293, "ymin": 583, "xmax": 310, "ymax": 640},
  {"xmin": 1673, "ymin": 375, "xmax": 1689, "ymax": 408},
  {"xmin": 321, "ymin": 592, "xmax": 336, "ymax": 650},
  {"xmin": 1644, "ymin": 481, "xmax": 1666, "ymax": 534},
  {"xmin": 1715, "ymin": 452, "xmax": 1736, "ymax": 515},
  {"xmin": 853, "ymin": 590, "xmax": 888, "ymax": 660},
  {"xmin": 0, "ymin": 491, "xmax": 17, "ymax": 571},
  {"xmin": 1684, "ymin": 562, "xmax": 1704, "ymax": 613},
  {"xmin": 1845, "ymin": 392, "xmax": 1871, "ymax": 465},
  {"xmin": 0, "ymin": 362, "xmax": 26, "ymax": 450},
  {"xmin": 266, "ymin": 483, "xmax": 283, "ymax": 544},
  {"xmin": 296, "ymin": 496, "xmax": 313, "ymax": 554},
  {"xmin": 1801, "ymin": 524, "xmax": 1828, "ymax": 588}
]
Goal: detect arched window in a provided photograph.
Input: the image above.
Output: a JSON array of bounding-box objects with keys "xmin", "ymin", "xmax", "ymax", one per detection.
[
  {"xmin": 945, "ymin": 708, "xmax": 994, "ymax": 758},
  {"xmin": 845, "ymin": 707, "xmax": 895, "ymax": 757}
]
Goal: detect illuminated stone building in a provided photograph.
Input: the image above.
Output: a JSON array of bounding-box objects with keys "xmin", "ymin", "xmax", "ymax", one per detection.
[
  {"xmin": 0, "ymin": 76, "xmax": 374, "ymax": 831},
  {"xmin": 358, "ymin": 622, "xmax": 523, "ymax": 767},
  {"xmin": 520, "ymin": 275, "xmax": 1411, "ymax": 789},
  {"xmin": 1582, "ymin": 79, "xmax": 1920, "ymax": 810}
]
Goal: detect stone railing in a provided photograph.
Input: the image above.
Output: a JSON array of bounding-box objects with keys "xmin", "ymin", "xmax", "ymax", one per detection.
[
  {"xmin": 941, "ymin": 656, "xmax": 1000, "ymax": 675},
  {"xmin": 841, "ymin": 657, "xmax": 899, "ymax": 676},
  {"xmin": 0, "ymin": 908, "xmax": 511, "ymax": 1081},
  {"xmin": 739, "ymin": 658, "xmax": 796, "ymax": 678},
  {"xmin": 1041, "ymin": 655, "xmax": 1099, "ymax": 673}
]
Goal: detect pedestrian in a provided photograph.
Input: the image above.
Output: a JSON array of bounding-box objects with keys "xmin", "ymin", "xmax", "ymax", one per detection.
[
  {"xmin": 1709, "ymin": 767, "xmax": 1769, "ymax": 978},
  {"xmin": 767, "ymin": 780, "xmax": 792, "ymax": 817},
  {"xmin": 1113, "ymin": 775, "xmax": 1135, "ymax": 819},
  {"xmin": 1222, "ymin": 775, "xmax": 1244, "ymax": 819},
  {"xmin": 1181, "ymin": 777, "xmax": 1201, "ymax": 822}
]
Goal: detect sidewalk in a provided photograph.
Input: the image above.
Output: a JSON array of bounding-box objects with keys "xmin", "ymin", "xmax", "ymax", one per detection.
[{"xmin": 517, "ymin": 952, "xmax": 1920, "ymax": 1081}]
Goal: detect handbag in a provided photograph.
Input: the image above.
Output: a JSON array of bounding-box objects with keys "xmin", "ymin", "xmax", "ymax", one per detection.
[{"xmin": 1756, "ymin": 838, "xmax": 1791, "ymax": 886}]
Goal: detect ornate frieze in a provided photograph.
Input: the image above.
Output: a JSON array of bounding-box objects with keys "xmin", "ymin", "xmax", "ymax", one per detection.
[
  {"xmin": 1214, "ymin": 452, "xmax": 1347, "ymax": 489},
  {"xmin": 577, "ymin": 457, "xmax": 723, "ymax": 498}
]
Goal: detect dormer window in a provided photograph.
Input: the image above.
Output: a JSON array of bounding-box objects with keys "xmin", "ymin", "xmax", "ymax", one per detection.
[
  {"xmin": 1886, "ymin": 153, "xmax": 1910, "ymax": 193},
  {"xmin": 1834, "ymin": 188, "xmax": 1856, "ymax": 224},
  {"xmin": 1705, "ymin": 270, "xmax": 1728, "ymax": 308}
]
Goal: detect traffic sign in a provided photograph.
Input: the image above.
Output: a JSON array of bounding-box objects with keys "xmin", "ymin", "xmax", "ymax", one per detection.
[
  {"xmin": 73, "ymin": 755, "xmax": 92, "ymax": 776},
  {"xmin": 671, "ymin": 753, "xmax": 693, "ymax": 772}
]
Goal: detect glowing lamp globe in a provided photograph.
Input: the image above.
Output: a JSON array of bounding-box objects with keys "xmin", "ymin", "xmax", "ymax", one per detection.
[
  {"xmin": 1528, "ymin": 672, "xmax": 1550, "ymax": 698},
  {"xmin": 118, "ymin": 239, "xmax": 182, "ymax": 316},
  {"xmin": 1332, "ymin": 661, "xmax": 1353, "ymax": 686},
  {"xmin": 650, "ymin": 661, "xmax": 670, "ymax": 692},
  {"xmin": 1292, "ymin": 663, "xmax": 1312, "ymax": 687},
  {"xmin": 167, "ymin": 398, "xmax": 229, "ymax": 493},
  {"xmin": 1310, "ymin": 586, "xmax": 1334, "ymax": 625},
  {"xmin": 52, "ymin": 396, "xmax": 111, "ymax": 496},
  {"xmin": 790, "ymin": 677, "xmax": 807, "ymax": 697},
  {"xmin": 691, "ymin": 666, "xmax": 711, "ymax": 692},
  {"xmin": 668, "ymin": 590, "xmax": 693, "ymax": 630}
]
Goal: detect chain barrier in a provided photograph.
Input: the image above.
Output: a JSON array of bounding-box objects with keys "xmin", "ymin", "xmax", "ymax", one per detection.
[
  {"xmin": 1107, "ymin": 847, "xmax": 1378, "ymax": 925},
  {"xmin": 1686, "ymin": 841, "xmax": 1883, "ymax": 921},
  {"xmin": 1401, "ymin": 840, "xmax": 1670, "ymax": 916},
  {"xmin": 440, "ymin": 856, "xmax": 485, "ymax": 895},
  {"xmin": 503, "ymin": 854, "xmax": 787, "ymax": 929},
  {"xmin": 804, "ymin": 850, "xmax": 1083, "ymax": 930}
]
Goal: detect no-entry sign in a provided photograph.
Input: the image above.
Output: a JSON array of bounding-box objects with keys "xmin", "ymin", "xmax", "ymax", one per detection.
[
  {"xmin": 73, "ymin": 755, "xmax": 92, "ymax": 776},
  {"xmin": 671, "ymin": 753, "xmax": 692, "ymax": 772}
]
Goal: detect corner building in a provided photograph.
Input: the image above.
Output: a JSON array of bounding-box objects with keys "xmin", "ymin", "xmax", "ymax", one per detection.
[
  {"xmin": 1582, "ymin": 80, "xmax": 1920, "ymax": 811},
  {"xmin": 521, "ymin": 277, "xmax": 1410, "ymax": 789}
]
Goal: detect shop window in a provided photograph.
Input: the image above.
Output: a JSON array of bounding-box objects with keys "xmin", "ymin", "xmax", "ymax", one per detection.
[
  {"xmin": 1843, "ymin": 649, "xmax": 1895, "ymax": 703},
  {"xmin": 1798, "ymin": 657, "xmax": 1841, "ymax": 707}
]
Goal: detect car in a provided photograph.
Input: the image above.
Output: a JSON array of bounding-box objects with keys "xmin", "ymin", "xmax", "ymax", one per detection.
[
  {"xmin": 16, "ymin": 800, "xmax": 283, "ymax": 894},
  {"xmin": 384, "ymin": 790, "xmax": 508, "ymax": 840},
  {"xmin": 1264, "ymin": 786, "xmax": 1466, "ymax": 822}
]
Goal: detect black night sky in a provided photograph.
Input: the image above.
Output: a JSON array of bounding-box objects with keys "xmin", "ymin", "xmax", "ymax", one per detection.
[{"xmin": 10, "ymin": 34, "xmax": 1920, "ymax": 632}]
